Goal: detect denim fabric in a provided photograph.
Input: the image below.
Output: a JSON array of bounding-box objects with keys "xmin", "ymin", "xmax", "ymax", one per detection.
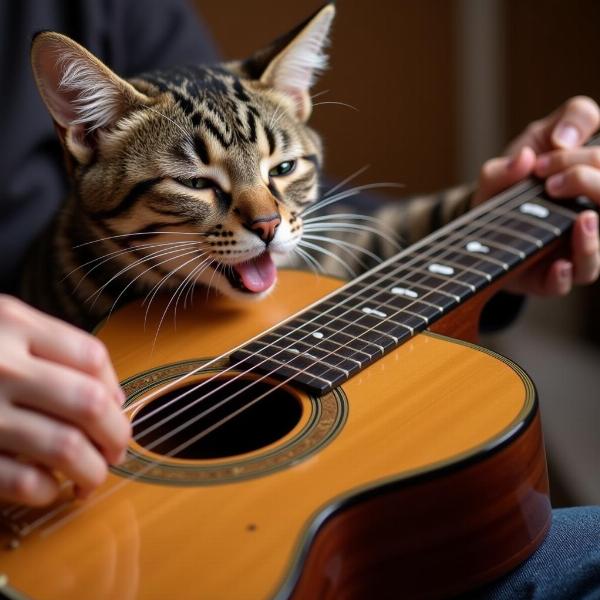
[{"xmin": 470, "ymin": 507, "xmax": 600, "ymax": 599}]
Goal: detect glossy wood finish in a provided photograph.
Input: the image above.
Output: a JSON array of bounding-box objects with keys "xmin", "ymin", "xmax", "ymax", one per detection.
[{"xmin": 0, "ymin": 271, "xmax": 550, "ymax": 600}]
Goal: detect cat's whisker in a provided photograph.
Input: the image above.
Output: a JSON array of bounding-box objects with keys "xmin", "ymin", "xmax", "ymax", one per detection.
[
  {"xmin": 152, "ymin": 254, "xmax": 212, "ymax": 347},
  {"xmin": 86, "ymin": 245, "xmax": 204, "ymax": 308},
  {"xmin": 74, "ymin": 231, "xmax": 206, "ymax": 248},
  {"xmin": 303, "ymin": 223, "xmax": 402, "ymax": 250},
  {"xmin": 205, "ymin": 261, "xmax": 226, "ymax": 300},
  {"xmin": 301, "ymin": 182, "xmax": 405, "ymax": 217},
  {"xmin": 105, "ymin": 247, "xmax": 208, "ymax": 321},
  {"xmin": 141, "ymin": 249, "xmax": 209, "ymax": 328},
  {"xmin": 312, "ymin": 100, "xmax": 358, "ymax": 112},
  {"xmin": 70, "ymin": 240, "xmax": 201, "ymax": 291},
  {"xmin": 310, "ymin": 89, "xmax": 330, "ymax": 101},
  {"xmin": 298, "ymin": 239, "xmax": 358, "ymax": 278},
  {"xmin": 302, "ymin": 214, "xmax": 404, "ymax": 245},
  {"xmin": 187, "ymin": 258, "xmax": 217, "ymax": 307},
  {"xmin": 145, "ymin": 106, "xmax": 193, "ymax": 142},
  {"xmin": 301, "ymin": 234, "xmax": 378, "ymax": 271},
  {"xmin": 304, "ymin": 234, "xmax": 383, "ymax": 268},
  {"xmin": 293, "ymin": 246, "xmax": 323, "ymax": 276},
  {"xmin": 174, "ymin": 257, "xmax": 214, "ymax": 320},
  {"xmin": 321, "ymin": 165, "xmax": 370, "ymax": 200}
]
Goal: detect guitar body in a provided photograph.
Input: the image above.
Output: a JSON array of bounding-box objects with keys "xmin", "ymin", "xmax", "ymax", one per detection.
[{"xmin": 0, "ymin": 271, "xmax": 550, "ymax": 600}]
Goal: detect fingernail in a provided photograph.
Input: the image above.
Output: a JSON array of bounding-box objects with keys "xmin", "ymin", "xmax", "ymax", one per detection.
[
  {"xmin": 554, "ymin": 123, "xmax": 579, "ymax": 148},
  {"xmin": 536, "ymin": 155, "xmax": 551, "ymax": 173},
  {"xmin": 559, "ymin": 263, "xmax": 572, "ymax": 280},
  {"xmin": 547, "ymin": 173, "xmax": 565, "ymax": 193},
  {"xmin": 584, "ymin": 212, "xmax": 599, "ymax": 235}
]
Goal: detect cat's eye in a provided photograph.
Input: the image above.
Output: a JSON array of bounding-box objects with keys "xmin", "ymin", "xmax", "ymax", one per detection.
[
  {"xmin": 178, "ymin": 177, "xmax": 215, "ymax": 190},
  {"xmin": 269, "ymin": 160, "xmax": 296, "ymax": 177}
]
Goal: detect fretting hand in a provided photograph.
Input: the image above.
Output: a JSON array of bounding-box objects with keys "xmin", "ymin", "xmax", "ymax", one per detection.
[{"xmin": 472, "ymin": 95, "xmax": 600, "ymax": 296}]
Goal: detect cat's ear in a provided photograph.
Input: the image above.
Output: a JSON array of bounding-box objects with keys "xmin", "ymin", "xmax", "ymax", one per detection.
[
  {"xmin": 242, "ymin": 3, "xmax": 335, "ymax": 122},
  {"xmin": 30, "ymin": 31, "xmax": 151, "ymax": 162}
]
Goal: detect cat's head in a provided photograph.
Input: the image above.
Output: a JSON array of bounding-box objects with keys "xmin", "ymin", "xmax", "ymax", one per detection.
[{"xmin": 30, "ymin": 4, "xmax": 334, "ymax": 300}]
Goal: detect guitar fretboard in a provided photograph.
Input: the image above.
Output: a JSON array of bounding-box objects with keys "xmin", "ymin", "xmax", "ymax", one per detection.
[{"xmin": 231, "ymin": 181, "xmax": 586, "ymax": 394}]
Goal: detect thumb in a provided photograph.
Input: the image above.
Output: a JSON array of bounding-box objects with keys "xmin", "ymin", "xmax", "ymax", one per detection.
[{"xmin": 472, "ymin": 146, "xmax": 536, "ymax": 206}]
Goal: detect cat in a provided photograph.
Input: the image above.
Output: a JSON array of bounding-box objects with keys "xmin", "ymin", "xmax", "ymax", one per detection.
[{"xmin": 22, "ymin": 5, "xmax": 336, "ymax": 331}]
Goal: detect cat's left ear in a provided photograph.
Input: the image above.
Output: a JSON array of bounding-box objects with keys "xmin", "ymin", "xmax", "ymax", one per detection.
[
  {"xmin": 242, "ymin": 3, "xmax": 335, "ymax": 122},
  {"xmin": 31, "ymin": 31, "xmax": 152, "ymax": 163}
]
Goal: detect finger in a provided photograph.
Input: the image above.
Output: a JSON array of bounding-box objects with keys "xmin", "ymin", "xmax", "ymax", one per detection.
[
  {"xmin": 535, "ymin": 147, "xmax": 600, "ymax": 178},
  {"xmin": 0, "ymin": 405, "xmax": 108, "ymax": 495},
  {"xmin": 546, "ymin": 164, "xmax": 600, "ymax": 202},
  {"xmin": 571, "ymin": 211, "xmax": 600, "ymax": 285},
  {"xmin": 11, "ymin": 358, "xmax": 131, "ymax": 464},
  {"xmin": 473, "ymin": 146, "xmax": 536, "ymax": 206},
  {"xmin": 0, "ymin": 455, "xmax": 59, "ymax": 506},
  {"xmin": 550, "ymin": 96, "xmax": 600, "ymax": 149},
  {"xmin": 19, "ymin": 308, "xmax": 124, "ymax": 406}
]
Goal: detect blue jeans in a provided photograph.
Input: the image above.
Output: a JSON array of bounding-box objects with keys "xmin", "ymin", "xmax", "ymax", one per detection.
[{"xmin": 469, "ymin": 507, "xmax": 600, "ymax": 599}]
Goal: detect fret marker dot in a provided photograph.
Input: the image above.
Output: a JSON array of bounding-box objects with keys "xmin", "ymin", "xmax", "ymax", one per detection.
[
  {"xmin": 428, "ymin": 263, "xmax": 454, "ymax": 276},
  {"xmin": 520, "ymin": 203, "xmax": 549, "ymax": 218},
  {"xmin": 391, "ymin": 287, "xmax": 419, "ymax": 298},
  {"xmin": 362, "ymin": 307, "xmax": 387, "ymax": 318},
  {"xmin": 466, "ymin": 241, "xmax": 490, "ymax": 254},
  {"xmin": 312, "ymin": 331, "xmax": 324, "ymax": 339},
  {"xmin": 289, "ymin": 348, "xmax": 300, "ymax": 354}
]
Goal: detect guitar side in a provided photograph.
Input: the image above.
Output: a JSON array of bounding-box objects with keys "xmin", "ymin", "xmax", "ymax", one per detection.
[{"xmin": 0, "ymin": 271, "xmax": 550, "ymax": 600}]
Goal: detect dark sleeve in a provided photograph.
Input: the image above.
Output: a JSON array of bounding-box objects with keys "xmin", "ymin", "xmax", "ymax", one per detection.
[{"xmin": 109, "ymin": 0, "xmax": 220, "ymax": 76}]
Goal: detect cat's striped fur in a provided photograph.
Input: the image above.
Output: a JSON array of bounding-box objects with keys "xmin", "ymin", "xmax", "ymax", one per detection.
[{"xmin": 23, "ymin": 5, "xmax": 472, "ymax": 331}]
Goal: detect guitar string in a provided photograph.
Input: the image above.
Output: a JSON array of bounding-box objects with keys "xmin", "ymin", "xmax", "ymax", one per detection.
[
  {"xmin": 124, "ymin": 180, "xmax": 544, "ymax": 434},
  {"xmin": 124, "ymin": 185, "xmax": 561, "ymax": 455},
  {"xmin": 11, "ymin": 133, "xmax": 600, "ymax": 527},
  {"xmin": 23, "ymin": 180, "xmax": 553, "ymax": 535},
  {"xmin": 10, "ymin": 182, "xmax": 543, "ymax": 531}
]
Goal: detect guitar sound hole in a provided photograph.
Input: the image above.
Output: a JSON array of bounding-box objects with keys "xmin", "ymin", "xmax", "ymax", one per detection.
[{"xmin": 131, "ymin": 376, "xmax": 302, "ymax": 459}]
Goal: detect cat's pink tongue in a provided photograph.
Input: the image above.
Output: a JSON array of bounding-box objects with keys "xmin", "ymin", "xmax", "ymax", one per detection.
[{"xmin": 234, "ymin": 252, "xmax": 277, "ymax": 292}]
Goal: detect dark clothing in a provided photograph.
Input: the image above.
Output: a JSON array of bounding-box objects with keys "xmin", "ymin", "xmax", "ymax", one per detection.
[{"xmin": 0, "ymin": 0, "xmax": 218, "ymax": 294}]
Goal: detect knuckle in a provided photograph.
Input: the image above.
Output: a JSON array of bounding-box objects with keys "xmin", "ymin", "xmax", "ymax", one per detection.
[
  {"xmin": 9, "ymin": 468, "xmax": 38, "ymax": 503},
  {"xmin": 568, "ymin": 95, "xmax": 599, "ymax": 119},
  {"xmin": 84, "ymin": 338, "xmax": 109, "ymax": 372},
  {"xmin": 52, "ymin": 428, "xmax": 84, "ymax": 466},
  {"xmin": 79, "ymin": 382, "xmax": 108, "ymax": 421}
]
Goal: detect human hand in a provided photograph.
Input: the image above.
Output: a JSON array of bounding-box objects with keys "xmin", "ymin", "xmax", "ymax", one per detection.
[
  {"xmin": 472, "ymin": 96, "xmax": 600, "ymax": 295},
  {"xmin": 0, "ymin": 296, "xmax": 131, "ymax": 506}
]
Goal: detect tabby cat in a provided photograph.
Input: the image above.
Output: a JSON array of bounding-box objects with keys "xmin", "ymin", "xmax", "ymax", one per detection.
[{"xmin": 23, "ymin": 4, "xmax": 471, "ymax": 331}]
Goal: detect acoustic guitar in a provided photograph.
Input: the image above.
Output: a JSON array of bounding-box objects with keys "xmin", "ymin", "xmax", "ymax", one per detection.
[{"xmin": 0, "ymin": 171, "xmax": 592, "ymax": 599}]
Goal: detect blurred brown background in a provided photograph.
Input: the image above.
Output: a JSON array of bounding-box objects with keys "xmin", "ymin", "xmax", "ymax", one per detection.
[{"xmin": 194, "ymin": 0, "xmax": 600, "ymax": 505}]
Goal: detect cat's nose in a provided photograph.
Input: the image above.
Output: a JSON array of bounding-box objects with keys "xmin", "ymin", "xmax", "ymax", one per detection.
[{"xmin": 247, "ymin": 214, "xmax": 281, "ymax": 244}]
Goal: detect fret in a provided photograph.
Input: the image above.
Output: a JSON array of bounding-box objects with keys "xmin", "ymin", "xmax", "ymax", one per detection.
[
  {"xmin": 474, "ymin": 222, "xmax": 541, "ymax": 254},
  {"xmin": 395, "ymin": 270, "xmax": 464, "ymax": 300},
  {"xmin": 302, "ymin": 309, "xmax": 387, "ymax": 353},
  {"xmin": 278, "ymin": 323, "xmax": 373, "ymax": 360},
  {"xmin": 234, "ymin": 347, "xmax": 333, "ymax": 387},
  {"xmin": 356, "ymin": 274, "xmax": 450, "ymax": 311},
  {"xmin": 401, "ymin": 257, "xmax": 487, "ymax": 293},
  {"xmin": 420, "ymin": 246, "xmax": 509, "ymax": 281},
  {"xmin": 317, "ymin": 300, "xmax": 408, "ymax": 344},
  {"xmin": 230, "ymin": 177, "xmax": 586, "ymax": 394},
  {"xmin": 335, "ymin": 288, "xmax": 442, "ymax": 323},
  {"xmin": 256, "ymin": 333, "xmax": 363, "ymax": 368},
  {"xmin": 518, "ymin": 196, "xmax": 577, "ymax": 228},
  {"xmin": 256, "ymin": 337, "xmax": 365, "ymax": 380},
  {"xmin": 409, "ymin": 248, "xmax": 492, "ymax": 282},
  {"xmin": 493, "ymin": 215, "xmax": 556, "ymax": 246},
  {"xmin": 503, "ymin": 207, "xmax": 561, "ymax": 235}
]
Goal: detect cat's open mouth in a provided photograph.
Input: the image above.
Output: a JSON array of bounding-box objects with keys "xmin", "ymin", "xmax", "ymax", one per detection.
[{"xmin": 224, "ymin": 251, "xmax": 277, "ymax": 294}]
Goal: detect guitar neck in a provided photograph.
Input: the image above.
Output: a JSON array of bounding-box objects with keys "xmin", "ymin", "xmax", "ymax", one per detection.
[{"xmin": 232, "ymin": 147, "xmax": 599, "ymax": 394}]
